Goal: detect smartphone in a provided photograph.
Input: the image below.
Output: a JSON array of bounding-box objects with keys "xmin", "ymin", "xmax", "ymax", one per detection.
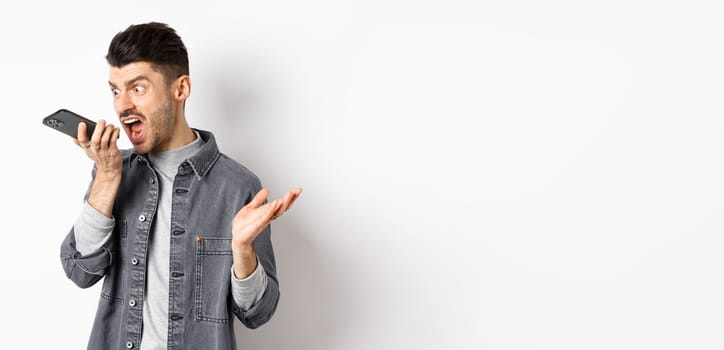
[{"xmin": 42, "ymin": 108, "xmax": 97, "ymax": 140}]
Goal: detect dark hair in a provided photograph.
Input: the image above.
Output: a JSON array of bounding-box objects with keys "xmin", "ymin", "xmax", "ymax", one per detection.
[{"xmin": 106, "ymin": 22, "xmax": 189, "ymax": 84}]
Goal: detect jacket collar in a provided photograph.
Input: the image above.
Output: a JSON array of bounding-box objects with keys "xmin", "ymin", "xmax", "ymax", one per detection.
[{"xmin": 128, "ymin": 129, "xmax": 221, "ymax": 178}]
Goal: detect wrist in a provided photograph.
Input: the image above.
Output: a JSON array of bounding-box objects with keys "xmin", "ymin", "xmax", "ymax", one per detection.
[
  {"xmin": 88, "ymin": 172, "xmax": 121, "ymax": 218},
  {"xmin": 232, "ymin": 243, "xmax": 255, "ymax": 259},
  {"xmin": 232, "ymin": 244, "xmax": 257, "ymax": 279},
  {"xmin": 95, "ymin": 169, "xmax": 122, "ymax": 183}
]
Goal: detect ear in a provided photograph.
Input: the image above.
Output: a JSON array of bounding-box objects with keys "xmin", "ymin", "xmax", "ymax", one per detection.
[{"xmin": 172, "ymin": 75, "xmax": 191, "ymax": 102}]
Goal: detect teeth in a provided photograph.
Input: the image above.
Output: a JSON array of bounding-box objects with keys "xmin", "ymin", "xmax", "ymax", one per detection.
[{"xmin": 123, "ymin": 118, "xmax": 139, "ymax": 124}]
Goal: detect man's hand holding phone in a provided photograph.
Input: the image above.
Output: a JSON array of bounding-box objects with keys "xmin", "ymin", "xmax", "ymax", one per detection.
[
  {"xmin": 75, "ymin": 119, "xmax": 123, "ymax": 218},
  {"xmin": 74, "ymin": 119, "xmax": 122, "ymax": 168}
]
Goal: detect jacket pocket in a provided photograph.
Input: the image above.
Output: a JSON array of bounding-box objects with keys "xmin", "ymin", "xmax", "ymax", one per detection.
[
  {"xmin": 195, "ymin": 236, "xmax": 233, "ymax": 323},
  {"xmin": 101, "ymin": 219, "xmax": 127, "ymax": 304}
]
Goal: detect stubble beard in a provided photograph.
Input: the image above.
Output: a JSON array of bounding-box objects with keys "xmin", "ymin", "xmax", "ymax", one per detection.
[{"xmin": 144, "ymin": 94, "xmax": 176, "ymax": 154}]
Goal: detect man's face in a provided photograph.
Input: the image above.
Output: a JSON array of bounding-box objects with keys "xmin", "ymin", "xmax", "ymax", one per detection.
[{"xmin": 109, "ymin": 62, "xmax": 175, "ymax": 154}]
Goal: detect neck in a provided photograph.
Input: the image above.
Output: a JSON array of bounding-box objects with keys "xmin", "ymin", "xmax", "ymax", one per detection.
[
  {"xmin": 173, "ymin": 122, "xmax": 197, "ymax": 148},
  {"xmin": 156, "ymin": 111, "xmax": 197, "ymax": 152}
]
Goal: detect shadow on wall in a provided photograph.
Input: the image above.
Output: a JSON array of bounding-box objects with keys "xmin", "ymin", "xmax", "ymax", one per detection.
[{"xmin": 201, "ymin": 54, "xmax": 353, "ymax": 349}]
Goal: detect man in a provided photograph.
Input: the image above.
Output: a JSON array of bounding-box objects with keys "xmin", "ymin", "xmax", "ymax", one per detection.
[{"xmin": 59, "ymin": 22, "xmax": 301, "ymax": 350}]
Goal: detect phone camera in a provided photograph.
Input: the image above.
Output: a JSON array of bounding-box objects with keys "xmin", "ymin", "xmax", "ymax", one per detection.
[{"xmin": 45, "ymin": 118, "xmax": 64, "ymax": 129}]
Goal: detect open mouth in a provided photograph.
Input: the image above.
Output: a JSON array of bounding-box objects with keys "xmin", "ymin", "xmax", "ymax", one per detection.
[{"xmin": 122, "ymin": 117, "xmax": 145, "ymax": 144}]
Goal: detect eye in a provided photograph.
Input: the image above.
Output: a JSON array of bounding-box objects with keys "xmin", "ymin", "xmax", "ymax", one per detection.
[
  {"xmin": 111, "ymin": 88, "xmax": 121, "ymax": 96},
  {"xmin": 132, "ymin": 85, "xmax": 146, "ymax": 95}
]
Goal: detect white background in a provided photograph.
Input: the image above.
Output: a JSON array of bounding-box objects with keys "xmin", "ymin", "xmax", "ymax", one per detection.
[{"xmin": 1, "ymin": 1, "xmax": 723, "ymax": 349}]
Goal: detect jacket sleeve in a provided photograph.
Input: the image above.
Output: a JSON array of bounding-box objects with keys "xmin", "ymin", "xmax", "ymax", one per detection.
[
  {"xmin": 60, "ymin": 227, "xmax": 113, "ymax": 289},
  {"xmin": 59, "ymin": 166, "xmax": 114, "ymax": 289},
  {"xmin": 231, "ymin": 223, "xmax": 280, "ymax": 329}
]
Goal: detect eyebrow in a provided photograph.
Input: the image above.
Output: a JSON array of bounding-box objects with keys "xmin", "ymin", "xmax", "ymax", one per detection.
[{"xmin": 108, "ymin": 75, "xmax": 150, "ymax": 89}]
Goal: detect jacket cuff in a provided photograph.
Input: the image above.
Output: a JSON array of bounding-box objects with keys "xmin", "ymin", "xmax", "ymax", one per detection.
[
  {"xmin": 74, "ymin": 201, "xmax": 114, "ymax": 255},
  {"xmin": 230, "ymin": 258, "xmax": 268, "ymax": 311}
]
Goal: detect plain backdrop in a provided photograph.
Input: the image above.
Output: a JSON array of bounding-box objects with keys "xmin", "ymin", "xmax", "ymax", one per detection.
[{"xmin": 2, "ymin": 1, "xmax": 723, "ymax": 349}]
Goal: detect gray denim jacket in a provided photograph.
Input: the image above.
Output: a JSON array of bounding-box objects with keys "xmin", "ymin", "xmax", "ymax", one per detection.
[{"xmin": 60, "ymin": 130, "xmax": 279, "ymax": 350}]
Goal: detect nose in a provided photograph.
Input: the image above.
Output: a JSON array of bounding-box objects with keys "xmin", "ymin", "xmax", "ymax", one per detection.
[{"xmin": 115, "ymin": 91, "xmax": 135, "ymax": 115}]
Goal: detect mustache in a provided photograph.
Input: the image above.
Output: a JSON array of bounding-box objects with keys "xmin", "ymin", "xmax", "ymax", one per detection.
[{"xmin": 120, "ymin": 109, "xmax": 146, "ymax": 119}]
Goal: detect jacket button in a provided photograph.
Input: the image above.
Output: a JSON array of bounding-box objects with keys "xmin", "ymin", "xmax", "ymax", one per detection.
[
  {"xmin": 131, "ymin": 258, "xmax": 138, "ymax": 265},
  {"xmin": 129, "ymin": 299, "xmax": 136, "ymax": 307},
  {"xmin": 150, "ymin": 178, "xmax": 155, "ymax": 184},
  {"xmin": 138, "ymin": 215, "xmax": 146, "ymax": 222},
  {"xmin": 126, "ymin": 341, "xmax": 134, "ymax": 348}
]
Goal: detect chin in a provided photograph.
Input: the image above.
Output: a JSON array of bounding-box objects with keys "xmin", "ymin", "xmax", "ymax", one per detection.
[{"xmin": 132, "ymin": 143, "xmax": 152, "ymax": 154}]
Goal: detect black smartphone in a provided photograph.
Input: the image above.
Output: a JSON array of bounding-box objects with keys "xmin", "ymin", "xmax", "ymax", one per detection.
[{"xmin": 42, "ymin": 108, "xmax": 96, "ymax": 139}]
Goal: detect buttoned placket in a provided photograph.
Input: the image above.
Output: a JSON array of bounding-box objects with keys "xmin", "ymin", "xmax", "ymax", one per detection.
[
  {"xmin": 125, "ymin": 156, "xmax": 160, "ymax": 349},
  {"xmin": 166, "ymin": 161, "xmax": 195, "ymax": 350}
]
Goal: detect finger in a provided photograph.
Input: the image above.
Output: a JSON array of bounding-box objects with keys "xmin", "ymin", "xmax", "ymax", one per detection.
[
  {"xmin": 250, "ymin": 199, "xmax": 281, "ymax": 224},
  {"xmin": 90, "ymin": 119, "xmax": 107, "ymax": 149},
  {"xmin": 73, "ymin": 138, "xmax": 85, "ymax": 148},
  {"xmin": 100, "ymin": 125, "xmax": 115, "ymax": 148},
  {"xmin": 280, "ymin": 188, "xmax": 303, "ymax": 214},
  {"xmin": 267, "ymin": 199, "xmax": 283, "ymax": 222},
  {"xmin": 275, "ymin": 191, "xmax": 295, "ymax": 216},
  {"xmin": 246, "ymin": 188, "xmax": 269, "ymax": 210},
  {"xmin": 286, "ymin": 188, "xmax": 303, "ymax": 209},
  {"xmin": 76, "ymin": 122, "xmax": 90, "ymax": 146},
  {"xmin": 271, "ymin": 188, "xmax": 302, "ymax": 218},
  {"xmin": 112, "ymin": 127, "xmax": 121, "ymax": 144}
]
